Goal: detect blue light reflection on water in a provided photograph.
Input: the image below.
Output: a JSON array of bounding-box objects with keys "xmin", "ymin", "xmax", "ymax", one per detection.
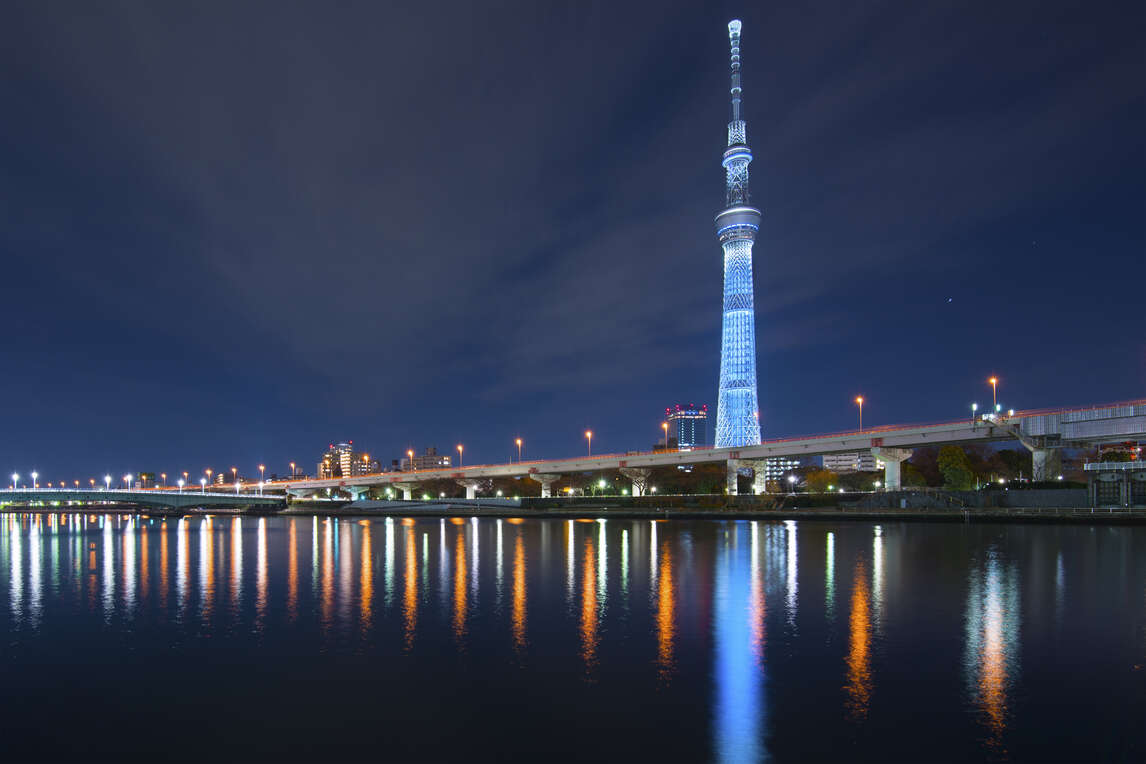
[{"xmin": 0, "ymin": 513, "xmax": 1141, "ymax": 762}]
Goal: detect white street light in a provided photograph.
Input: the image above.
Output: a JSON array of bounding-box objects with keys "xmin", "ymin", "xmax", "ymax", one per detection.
[
  {"xmin": 31, "ymin": 471, "xmax": 38, "ymax": 489},
  {"xmin": 104, "ymin": 475, "xmax": 111, "ymax": 490},
  {"xmin": 177, "ymin": 479, "xmax": 185, "ymax": 493},
  {"xmin": 123, "ymin": 474, "xmax": 132, "ymax": 489},
  {"xmin": 11, "ymin": 473, "xmax": 18, "ymax": 489},
  {"xmin": 200, "ymin": 478, "xmax": 206, "ymax": 494}
]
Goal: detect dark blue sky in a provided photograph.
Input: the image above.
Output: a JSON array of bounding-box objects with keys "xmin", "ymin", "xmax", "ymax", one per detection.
[{"xmin": 1, "ymin": 1, "xmax": 1142, "ymax": 480}]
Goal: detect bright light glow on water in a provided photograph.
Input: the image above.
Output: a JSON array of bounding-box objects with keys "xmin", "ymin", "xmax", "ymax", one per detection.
[{"xmin": 0, "ymin": 513, "xmax": 1137, "ymax": 763}]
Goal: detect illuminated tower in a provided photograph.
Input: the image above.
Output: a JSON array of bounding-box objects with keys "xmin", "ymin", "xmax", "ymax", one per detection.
[{"xmin": 714, "ymin": 19, "xmax": 762, "ymax": 448}]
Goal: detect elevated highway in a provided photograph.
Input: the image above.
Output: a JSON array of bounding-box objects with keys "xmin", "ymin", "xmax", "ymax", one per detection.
[
  {"xmin": 0, "ymin": 488, "xmax": 284, "ymax": 511},
  {"xmin": 275, "ymin": 399, "xmax": 1146, "ymax": 498}
]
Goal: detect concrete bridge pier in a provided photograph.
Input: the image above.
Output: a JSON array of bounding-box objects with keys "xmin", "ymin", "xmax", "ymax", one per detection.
[
  {"xmin": 393, "ymin": 483, "xmax": 416, "ymax": 501},
  {"xmin": 619, "ymin": 468, "xmax": 651, "ymax": 497},
  {"xmin": 457, "ymin": 480, "xmax": 481, "ymax": 500},
  {"xmin": 747, "ymin": 461, "xmax": 768, "ymax": 495},
  {"xmin": 726, "ymin": 459, "xmax": 741, "ymax": 496},
  {"xmin": 530, "ymin": 474, "xmax": 559, "ymax": 498},
  {"xmin": 345, "ymin": 486, "xmax": 370, "ymax": 501},
  {"xmin": 872, "ymin": 447, "xmax": 913, "ymax": 491},
  {"xmin": 1031, "ymin": 448, "xmax": 1062, "ymax": 482}
]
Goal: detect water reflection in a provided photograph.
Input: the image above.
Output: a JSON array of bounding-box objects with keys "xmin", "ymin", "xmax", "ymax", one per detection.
[
  {"xmin": 580, "ymin": 534, "xmax": 598, "ymax": 676},
  {"xmin": 511, "ymin": 528, "xmax": 526, "ymax": 654},
  {"xmin": 964, "ymin": 549, "xmax": 1022, "ymax": 754},
  {"xmin": 845, "ymin": 558, "xmax": 873, "ymax": 721},
  {"xmin": 0, "ymin": 511, "xmax": 1129, "ymax": 764}
]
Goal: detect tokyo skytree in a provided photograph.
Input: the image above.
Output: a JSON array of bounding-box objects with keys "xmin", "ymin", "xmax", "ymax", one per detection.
[{"xmin": 714, "ymin": 19, "xmax": 763, "ymax": 448}]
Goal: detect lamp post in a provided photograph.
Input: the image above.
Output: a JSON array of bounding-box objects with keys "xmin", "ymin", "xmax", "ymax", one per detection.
[
  {"xmin": 206, "ymin": 468, "xmax": 213, "ymax": 486},
  {"xmin": 585, "ymin": 430, "xmax": 593, "ymax": 457},
  {"xmin": 10, "ymin": 473, "xmax": 17, "ymax": 490},
  {"xmin": 31, "ymin": 471, "xmax": 38, "ymax": 490},
  {"xmin": 457, "ymin": 444, "xmax": 463, "ymax": 468},
  {"xmin": 855, "ymin": 396, "xmax": 864, "ymax": 433},
  {"xmin": 89, "ymin": 479, "xmax": 95, "ymax": 489},
  {"xmin": 515, "ymin": 438, "xmax": 522, "ymax": 463},
  {"xmin": 259, "ymin": 464, "xmax": 265, "ymax": 484},
  {"xmin": 988, "ymin": 377, "xmax": 998, "ymax": 409},
  {"xmin": 662, "ymin": 422, "xmax": 669, "ymax": 450},
  {"xmin": 123, "ymin": 474, "xmax": 132, "ymax": 489},
  {"xmin": 104, "ymin": 475, "xmax": 111, "ymax": 491},
  {"xmin": 407, "ymin": 449, "xmax": 414, "ymax": 472},
  {"xmin": 177, "ymin": 479, "xmax": 184, "ymax": 493},
  {"xmin": 231, "ymin": 467, "xmax": 237, "ymax": 483},
  {"xmin": 971, "ymin": 402, "xmax": 979, "ymax": 424},
  {"xmin": 200, "ymin": 478, "xmax": 206, "ymax": 494},
  {"xmin": 161, "ymin": 472, "xmax": 167, "ymax": 487},
  {"xmin": 290, "ymin": 461, "xmax": 296, "ymax": 478}
]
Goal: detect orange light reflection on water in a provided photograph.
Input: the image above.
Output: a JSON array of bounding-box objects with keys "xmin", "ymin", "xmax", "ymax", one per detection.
[
  {"xmin": 655, "ymin": 540, "xmax": 676, "ymax": 683},
  {"xmin": 511, "ymin": 530, "xmax": 526, "ymax": 654},
  {"xmin": 453, "ymin": 529, "xmax": 467, "ymax": 645},
  {"xmin": 580, "ymin": 537, "xmax": 598, "ymax": 676},
  {"xmin": 845, "ymin": 558, "xmax": 872, "ymax": 720},
  {"xmin": 403, "ymin": 525, "xmax": 417, "ymax": 649}
]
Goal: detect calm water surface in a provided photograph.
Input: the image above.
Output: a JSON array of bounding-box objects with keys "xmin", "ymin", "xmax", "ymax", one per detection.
[{"xmin": 1, "ymin": 513, "xmax": 1143, "ymax": 762}]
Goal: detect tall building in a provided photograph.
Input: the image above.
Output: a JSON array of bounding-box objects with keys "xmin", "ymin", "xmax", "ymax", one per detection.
[
  {"xmin": 762, "ymin": 457, "xmax": 800, "ymax": 482},
  {"xmin": 714, "ymin": 20, "xmax": 763, "ymax": 449},
  {"xmin": 666, "ymin": 404, "xmax": 708, "ymax": 449},
  {"xmin": 318, "ymin": 442, "xmax": 375, "ymax": 479}
]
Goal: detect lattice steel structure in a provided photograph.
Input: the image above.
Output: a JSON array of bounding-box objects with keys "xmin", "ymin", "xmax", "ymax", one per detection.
[{"xmin": 714, "ymin": 19, "xmax": 763, "ymax": 448}]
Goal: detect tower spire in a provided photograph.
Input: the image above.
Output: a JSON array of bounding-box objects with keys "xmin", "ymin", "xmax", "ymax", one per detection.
[{"xmin": 714, "ymin": 19, "xmax": 763, "ymax": 449}]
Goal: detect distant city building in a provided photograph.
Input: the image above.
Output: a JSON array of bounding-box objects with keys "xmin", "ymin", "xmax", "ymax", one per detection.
[
  {"xmin": 822, "ymin": 451, "xmax": 885, "ymax": 474},
  {"xmin": 318, "ymin": 441, "xmax": 376, "ymax": 479},
  {"xmin": 400, "ymin": 447, "xmax": 452, "ymax": 472},
  {"xmin": 762, "ymin": 457, "xmax": 799, "ymax": 482},
  {"xmin": 666, "ymin": 404, "xmax": 709, "ymax": 450}
]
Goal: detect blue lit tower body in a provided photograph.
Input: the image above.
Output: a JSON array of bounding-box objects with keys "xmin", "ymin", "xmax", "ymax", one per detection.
[{"xmin": 714, "ymin": 19, "xmax": 762, "ymax": 448}]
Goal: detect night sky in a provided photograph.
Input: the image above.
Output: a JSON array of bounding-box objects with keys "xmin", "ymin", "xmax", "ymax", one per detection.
[{"xmin": 1, "ymin": 1, "xmax": 1142, "ymax": 479}]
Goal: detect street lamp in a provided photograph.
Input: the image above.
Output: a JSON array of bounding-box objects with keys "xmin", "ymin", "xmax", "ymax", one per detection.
[
  {"xmin": 787, "ymin": 474, "xmax": 797, "ymax": 492},
  {"xmin": 89, "ymin": 479, "xmax": 95, "ymax": 489},
  {"xmin": 971, "ymin": 402, "xmax": 979, "ymax": 423},
  {"xmin": 177, "ymin": 479, "xmax": 184, "ymax": 493},
  {"xmin": 31, "ymin": 471, "xmax": 38, "ymax": 489},
  {"xmin": 231, "ymin": 467, "xmax": 237, "ymax": 482},
  {"xmin": 234, "ymin": 479, "xmax": 240, "ymax": 494},
  {"xmin": 259, "ymin": 464, "xmax": 265, "ymax": 483},
  {"xmin": 855, "ymin": 396, "xmax": 864, "ymax": 432},
  {"xmin": 161, "ymin": 472, "xmax": 167, "ymax": 487},
  {"xmin": 289, "ymin": 461, "xmax": 296, "ymax": 477},
  {"xmin": 182, "ymin": 471, "xmax": 188, "ymax": 486},
  {"xmin": 258, "ymin": 481, "xmax": 264, "ymax": 496},
  {"xmin": 104, "ymin": 475, "xmax": 111, "ymax": 490},
  {"xmin": 662, "ymin": 421, "xmax": 669, "ymax": 450},
  {"xmin": 200, "ymin": 478, "xmax": 206, "ymax": 494},
  {"xmin": 585, "ymin": 430, "xmax": 593, "ymax": 457},
  {"xmin": 123, "ymin": 474, "xmax": 132, "ymax": 489},
  {"xmin": 515, "ymin": 438, "xmax": 522, "ymax": 463},
  {"xmin": 988, "ymin": 377, "xmax": 998, "ymax": 409},
  {"xmin": 10, "ymin": 473, "xmax": 17, "ymax": 489},
  {"xmin": 407, "ymin": 449, "xmax": 414, "ymax": 472},
  {"xmin": 206, "ymin": 468, "xmax": 213, "ymax": 486},
  {"xmin": 457, "ymin": 444, "xmax": 463, "ymax": 468}
]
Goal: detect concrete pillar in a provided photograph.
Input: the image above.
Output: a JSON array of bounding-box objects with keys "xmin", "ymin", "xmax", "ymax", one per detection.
[
  {"xmin": 750, "ymin": 461, "xmax": 768, "ymax": 495},
  {"xmin": 457, "ymin": 480, "xmax": 480, "ymax": 500},
  {"xmin": 393, "ymin": 483, "xmax": 415, "ymax": 501},
  {"xmin": 1031, "ymin": 448, "xmax": 1060, "ymax": 482},
  {"xmin": 619, "ymin": 468, "xmax": 651, "ymax": 497},
  {"xmin": 529, "ymin": 473, "xmax": 559, "ymax": 499},
  {"xmin": 726, "ymin": 459, "xmax": 740, "ymax": 496},
  {"xmin": 872, "ymin": 447, "xmax": 913, "ymax": 491},
  {"xmin": 345, "ymin": 486, "xmax": 369, "ymax": 501}
]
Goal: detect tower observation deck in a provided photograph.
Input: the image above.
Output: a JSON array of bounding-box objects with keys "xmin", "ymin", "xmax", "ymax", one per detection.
[{"xmin": 714, "ymin": 19, "xmax": 763, "ymax": 448}]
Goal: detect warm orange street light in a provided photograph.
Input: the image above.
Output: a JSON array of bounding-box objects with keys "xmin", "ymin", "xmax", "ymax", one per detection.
[
  {"xmin": 407, "ymin": 449, "xmax": 415, "ymax": 471},
  {"xmin": 231, "ymin": 467, "xmax": 237, "ymax": 480},
  {"xmin": 183, "ymin": 471, "xmax": 189, "ymax": 486},
  {"xmin": 289, "ymin": 461, "xmax": 296, "ymax": 477},
  {"xmin": 206, "ymin": 468, "xmax": 213, "ymax": 485},
  {"xmin": 661, "ymin": 421, "xmax": 669, "ymax": 450},
  {"xmin": 855, "ymin": 396, "xmax": 864, "ymax": 432},
  {"xmin": 259, "ymin": 464, "xmax": 265, "ymax": 482},
  {"xmin": 457, "ymin": 444, "xmax": 464, "ymax": 468},
  {"xmin": 585, "ymin": 430, "xmax": 593, "ymax": 457},
  {"xmin": 515, "ymin": 438, "xmax": 523, "ymax": 463},
  {"xmin": 988, "ymin": 377, "xmax": 998, "ymax": 409},
  {"xmin": 160, "ymin": 472, "xmax": 167, "ymax": 487},
  {"xmin": 89, "ymin": 479, "xmax": 95, "ymax": 488}
]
